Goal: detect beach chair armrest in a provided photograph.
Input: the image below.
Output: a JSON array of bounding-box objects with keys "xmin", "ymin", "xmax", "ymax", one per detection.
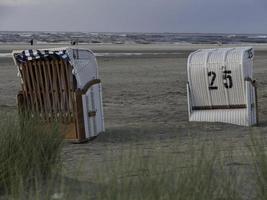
[{"xmin": 80, "ymin": 79, "xmax": 101, "ymax": 94}]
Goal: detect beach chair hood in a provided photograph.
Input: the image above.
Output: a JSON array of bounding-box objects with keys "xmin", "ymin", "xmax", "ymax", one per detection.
[{"xmin": 13, "ymin": 47, "xmax": 99, "ymax": 89}]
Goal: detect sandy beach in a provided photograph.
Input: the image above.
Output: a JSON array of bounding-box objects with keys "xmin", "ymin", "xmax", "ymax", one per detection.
[{"xmin": 1, "ymin": 43, "xmax": 267, "ymax": 198}]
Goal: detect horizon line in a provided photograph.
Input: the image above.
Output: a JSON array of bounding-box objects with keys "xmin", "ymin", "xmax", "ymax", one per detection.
[{"xmin": 0, "ymin": 30, "xmax": 267, "ymax": 35}]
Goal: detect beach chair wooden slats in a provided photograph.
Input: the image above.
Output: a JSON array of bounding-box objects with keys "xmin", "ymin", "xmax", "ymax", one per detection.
[
  {"xmin": 13, "ymin": 48, "xmax": 105, "ymax": 143},
  {"xmin": 187, "ymin": 47, "xmax": 257, "ymax": 126},
  {"xmin": 18, "ymin": 59, "xmax": 75, "ymax": 123}
]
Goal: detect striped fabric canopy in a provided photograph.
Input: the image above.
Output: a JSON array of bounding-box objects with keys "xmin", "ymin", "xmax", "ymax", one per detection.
[{"xmin": 14, "ymin": 49, "xmax": 69, "ymax": 63}]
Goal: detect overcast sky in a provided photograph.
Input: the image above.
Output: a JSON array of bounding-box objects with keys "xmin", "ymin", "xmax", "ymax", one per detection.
[{"xmin": 0, "ymin": 0, "xmax": 267, "ymax": 33}]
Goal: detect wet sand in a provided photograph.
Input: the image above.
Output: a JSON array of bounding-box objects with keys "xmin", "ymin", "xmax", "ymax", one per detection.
[{"xmin": 1, "ymin": 43, "xmax": 267, "ymax": 198}]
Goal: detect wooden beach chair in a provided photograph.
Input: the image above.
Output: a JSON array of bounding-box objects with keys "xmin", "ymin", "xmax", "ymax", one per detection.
[
  {"xmin": 12, "ymin": 48, "xmax": 105, "ymax": 142},
  {"xmin": 187, "ymin": 47, "xmax": 258, "ymax": 126}
]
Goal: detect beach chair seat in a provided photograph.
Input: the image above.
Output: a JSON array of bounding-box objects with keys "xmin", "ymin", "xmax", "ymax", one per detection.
[
  {"xmin": 12, "ymin": 48, "xmax": 105, "ymax": 142},
  {"xmin": 187, "ymin": 47, "xmax": 258, "ymax": 126}
]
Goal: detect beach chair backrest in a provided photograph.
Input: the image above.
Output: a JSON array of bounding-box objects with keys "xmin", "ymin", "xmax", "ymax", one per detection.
[
  {"xmin": 187, "ymin": 47, "xmax": 257, "ymax": 126},
  {"xmin": 17, "ymin": 58, "xmax": 75, "ymax": 122},
  {"xmin": 187, "ymin": 47, "xmax": 253, "ymax": 109},
  {"xmin": 13, "ymin": 48, "xmax": 105, "ymax": 142}
]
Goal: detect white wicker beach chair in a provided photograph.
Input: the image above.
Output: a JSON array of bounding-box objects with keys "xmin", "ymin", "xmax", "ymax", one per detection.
[
  {"xmin": 187, "ymin": 47, "xmax": 258, "ymax": 126},
  {"xmin": 12, "ymin": 48, "xmax": 105, "ymax": 142}
]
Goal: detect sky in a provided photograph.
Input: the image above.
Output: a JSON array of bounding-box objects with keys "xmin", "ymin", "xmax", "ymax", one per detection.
[{"xmin": 0, "ymin": 0, "xmax": 267, "ymax": 33}]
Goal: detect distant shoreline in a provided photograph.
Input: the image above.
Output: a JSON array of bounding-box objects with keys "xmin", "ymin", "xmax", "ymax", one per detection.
[
  {"xmin": 1, "ymin": 31, "xmax": 267, "ymax": 45},
  {"xmin": 1, "ymin": 43, "xmax": 267, "ymax": 53}
]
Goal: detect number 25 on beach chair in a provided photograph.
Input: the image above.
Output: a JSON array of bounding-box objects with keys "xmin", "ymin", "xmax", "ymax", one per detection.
[
  {"xmin": 187, "ymin": 47, "xmax": 258, "ymax": 126},
  {"xmin": 12, "ymin": 48, "xmax": 105, "ymax": 143}
]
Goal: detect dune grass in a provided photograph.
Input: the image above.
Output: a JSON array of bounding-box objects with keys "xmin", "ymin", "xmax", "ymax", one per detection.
[
  {"xmin": 0, "ymin": 111, "xmax": 267, "ymax": 200},
  {"xmin": 0, "ymin": 112, "xmax": 64, "ymax": 199},
  {"xmin": 91, "ymin": 139, "xmax": 241, "ymax": 200},
  {"xmin": 248, "ymin": 133, "xmax": 267, "ymax": 200}
]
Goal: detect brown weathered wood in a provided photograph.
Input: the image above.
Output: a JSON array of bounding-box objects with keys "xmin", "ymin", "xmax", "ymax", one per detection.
[
  {"xmin": 36, "ymin": 61, "xmax": 47, "ymax": 119},
  {"xmin": 17, "ymin": 55, "xmax": 91, "ymax": 142},
  {"xmin": 20, "ymin": 63, "xmax": 30, "ymax": 111},
  {"xmin": 17, "ymin": 91, "xmax": 24, "ymax": 114},
  {"xmin": 74, "ymin": 90, "xmax": 86, "ymax": 141},
  {"xmin": 30, "ymin": 61, "xmax": 42, "ymax": 113},
  {"xmin": 62, "ymin": 60, "xmax": 71, "ymax": 120},
  {"xmin": 57, "ymin": 60, "xmax": 66, "ymax": 121},
  {"xmin": 28, "ymin": 62, "xmax": 37, "ymax": 112},
  {"xmin": 51, "ymin": 60, "xmax": 59, "ymax": 117},
  {"xmin": 40, "ymin": 60, "xmax": 51, "ymax": 118},
  {"xmin": 25, "ymin": 62, "xmax": 36, "ymax": 112},
  {"xmin": 45, "ymin": 60, "xmax": 57, "ymax": 118},
  {"xmin": 21, "ymin": 63, "xmax": 30, "ymax": 111},
  {"xmin": 59, "ymin": 60, "xmax": 70, "ymax": 122},
  {"xmin": 61, "ymin": 123, "xmax": 77, "ymax": 139},
  {"xmin": 41, "ymin": 60, "xmax": 52, "ymax": 119},
  {"xmin": 59, "ymin": 60, "xmax": 68, "ymax": 123},
  {"xmin": 54, "ymin": 59, "xmax": 64, "ymax": 122},
  {"xmin": 33, "ymin": 61, "xmax": 44, "ymax": 116}
]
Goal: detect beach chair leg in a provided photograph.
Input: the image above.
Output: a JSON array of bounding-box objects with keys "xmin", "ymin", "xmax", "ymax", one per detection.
[{"xmin": 17, "ymin": 91, "xmax": 25, "ymax": 114}]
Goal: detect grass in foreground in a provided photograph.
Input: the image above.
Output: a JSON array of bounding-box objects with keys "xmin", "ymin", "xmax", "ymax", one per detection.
[
  {"xmin": 248, "ymin": 133, "xmax": 267, "ymax": 200},
  {"xmin": 91, "ymin": 139, "xmax": 241, "ymax": 200},
  {"xmin": 1, "ymin": 112, "xmax": 267, "ymax": 200},
  {"xmin": 0, "ymin": 112, "xmax": 64, "ymax": 199}
]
